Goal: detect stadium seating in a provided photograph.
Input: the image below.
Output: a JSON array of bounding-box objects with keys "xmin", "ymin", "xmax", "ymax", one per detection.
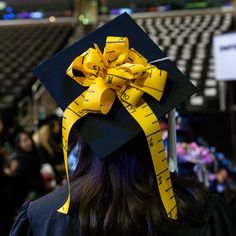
[
  {"xmin": 0, "ymin": 11, "xmax": 234, "ymax": 116},
  {"xmin": 0, "ymin": 21, "xmax": 74, "ymax": 113},
  {"xmin": 99, "ymin": 11, "xmax": 234, "ymax": 112}
]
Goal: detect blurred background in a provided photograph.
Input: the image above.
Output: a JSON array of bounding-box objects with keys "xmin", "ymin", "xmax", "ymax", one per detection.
[{"xmin": 0, "ymin": 0, "xmax": 236, "ymax": 235}]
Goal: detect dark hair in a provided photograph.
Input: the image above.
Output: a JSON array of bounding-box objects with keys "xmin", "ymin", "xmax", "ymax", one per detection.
[
  {"xmin": 14, "ymin": 130, "xmax": 34, "ymax": 153},
  {"xmin": 70, "ymin": 133, "xmax": 210, "ymax": 236}
]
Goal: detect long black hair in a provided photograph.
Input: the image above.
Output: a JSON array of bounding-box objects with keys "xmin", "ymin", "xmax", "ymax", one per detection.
[{"xmin": 70, "ymin": 133, "xmax": 210, "ymax": 236}]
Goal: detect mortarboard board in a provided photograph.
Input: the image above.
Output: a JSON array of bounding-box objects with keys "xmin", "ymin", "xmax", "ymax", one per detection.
[{"xmin": 33, "ymin": 13, "xmax": 197, "ymax": 220}]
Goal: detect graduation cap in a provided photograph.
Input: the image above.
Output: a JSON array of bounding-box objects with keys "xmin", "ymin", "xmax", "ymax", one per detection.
[{"xmin": 34, "ymin": 13, "xmax": 197, "ymax": 220}]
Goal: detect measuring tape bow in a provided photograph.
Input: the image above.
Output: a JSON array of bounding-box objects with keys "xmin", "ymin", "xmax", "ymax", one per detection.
[{"xmin": 58, "ymin": 36, "xmax": 177, "ymax": 220}]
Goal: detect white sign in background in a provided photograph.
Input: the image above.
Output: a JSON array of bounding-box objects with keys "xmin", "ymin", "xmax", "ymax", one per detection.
[{"xmin": 213, "ymin": 32, "xmax": 236, "ymax": 81}]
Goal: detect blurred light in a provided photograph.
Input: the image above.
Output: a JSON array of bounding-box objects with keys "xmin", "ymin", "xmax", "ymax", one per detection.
[
  {"xmin": 79, "ymin": 14, "xmax": 84, "ymax": 21},
  {"xmin": 175, "ymin": 111, "xmax": 179, "ymax": 118},
  {"xmin": 216, "ymin": 184, "xmax": 224, "ymax": 193},
  {"xmin": 119, "ymin": 8, "xmax": 133, "ymax": 15},
  {"xmin": 185, "ymin": 2, "xmax": 208, "ymax": 9},
  {"xmin": 110, "ymin": 8, "xmax": 133, "ymax": 15},
  {"xmin": 49, "ymin": 16, "xmax": 56, "ymax": 22},
  {"xmin": 83, "ymin": 18, "xmax": 89, "ymax": 25},
  {"xmin": 158, "ymin": 5, "xmax": 171, "ymax": 12},
  {"xmin": 99, "ymin": 5, "xmax": 108, "ymax": 14},
  {"xmin": 3, "ymin": 13, "xmax": 15, "ymax": 20},
  {"xmin": 6, "ymin": 6, "xmax": 13, "ymax": 13},
  {"xmin": 18, "ymin": 12, "xmax": 31, "ymax": 19},
  {"xmin": 31, "ymin": 11, "xmax": 44, "ymax": 19},
  {"xmin": 0, "ymin": 1, "xmax": 7, "ymax": 11},
  {"xmin": 110, "ymin": 9, "xmax": 120, "ymax": 15},
  {"xmin": 55, "ymin": 107, "xmax": 63, "ymax": 117}
]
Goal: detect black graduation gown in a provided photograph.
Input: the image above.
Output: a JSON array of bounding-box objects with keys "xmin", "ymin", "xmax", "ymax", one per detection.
[{"xmin": 10, "ymin": 184, "xmax": 234, "ymax": 236}]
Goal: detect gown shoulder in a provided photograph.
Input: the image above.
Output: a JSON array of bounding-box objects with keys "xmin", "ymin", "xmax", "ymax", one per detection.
[{"xmin": 10, "ymin": 185, "xmax": 76, "ymax": 236}]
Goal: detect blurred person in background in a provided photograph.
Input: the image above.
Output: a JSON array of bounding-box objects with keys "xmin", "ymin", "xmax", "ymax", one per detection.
[
  {"xmin": 33, "ymin": 115, "xmax": 64, "ymax": 183},
  {"xmin": 9, "ymin": 131, "xmax": 46, "ymax": 205},
  {"xmin": 0, "ymin": 117, "xmax": 12, "ymax": 163},
  {"xmin": 0, "ymin": 150, "xmax": 17, "ymax": 236}
]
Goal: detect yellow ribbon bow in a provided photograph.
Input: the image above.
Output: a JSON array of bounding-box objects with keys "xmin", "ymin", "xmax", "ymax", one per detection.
[{"xmin": 59, "ymin": 36, "xmax": 177, "ymax": 220}]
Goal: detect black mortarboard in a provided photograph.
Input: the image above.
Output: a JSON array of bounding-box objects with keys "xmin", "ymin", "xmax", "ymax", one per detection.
[{"xmin": 33, "ymin": 13, "xmax": 197, "ymax": 160}]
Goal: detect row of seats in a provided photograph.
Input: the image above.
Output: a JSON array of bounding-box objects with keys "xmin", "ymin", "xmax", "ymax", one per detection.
[
  {"xmin": 138, "ymin": 13, "xmax": 234, "ymax": 111},
  {"xmin": 0, "ymin": 22, "xmax": 74, "ymax": 112},
  {"xmin": 98, "ymin": 12, "xmax": 234, "ymax": 112}
]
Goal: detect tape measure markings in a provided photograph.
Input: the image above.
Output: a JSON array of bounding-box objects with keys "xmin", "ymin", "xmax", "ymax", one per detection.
[
  {"xmin": 67, "ymin": 107, "xmax": 81, "ymax": 118},
  {"xmin": 84, "ymin": 108, "xmax": 102, "ymax": 113},
  {"xmin": 158, "ymin": 149, "xmax": 165, "ymax": 154},
  {"xmin": 146, "ymin": 66, "xmax": 156, "ymax": 71},
  {"xmin": 161, "ymin": 157, "xmax": 167, "ymax": 162},
  {"xmin": 146, "ymin": 130, "xmax": 161, "ymax": 138},
  {"xmin": 81, "ymin": 56, "xmax": 85, "ymax": 65},
  {"xmin": 62, "ymin": 144, "xmax": 68, "ymax": 152},
  {"xmin": 129, "ymin": 48, "xmax": 142, "ymax": 58},
  {"xmin": 126, "ymin": 64, "xmax": 136, "ymax": 68},
  {"xmin": 87, "ymin": 90, "xmax": 95, "ymax": 93},
  {"xmin": 145, "ymin": 112, "xmax": 154, "ymax": 117},
  {"xmin": 168, "ymin": 205, "xmax": 177, "ymax": 216},
  {"xmin": 128, "ymin": 57, "xmax": 134, "ymax": 62},
  {"xmin": 107, "ymin": 73, "xmax": 127, "ymax": 81},
  {"xmin": 106, "ymin": 41, "xmax": 125, "ymax": 44},
  {"xmin": 108, "ymin": 58, "xmax": 118, "ymax": 63},
  {"xmin": 165, "ymin": 186, "xmax": 173, "ymax": 192},
  {"xmin": 149, "ymin": 68, "xmax": 153, "ymax": 78},
  {"xmin": 156, "ymin": 167, "xmax": 169, "ymax": 177}
]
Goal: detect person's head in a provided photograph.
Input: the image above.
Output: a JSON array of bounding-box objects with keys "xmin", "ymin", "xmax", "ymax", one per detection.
[
  {"xmin": 70, "ymin": 132, "xmax": 160, "ymax": 235},
  {"xmin": 15, "ymin": 131, "xmax": 34, "ymax": 153},
  {"xmin": 47, "ymin": 115, "xmax": 61, "ymax": 135},
  {"xmin": 70, "ymin": 132, "xmax": 209, "ymax": 236},
  {"xmin": 217, "ymin": 168, "xmax": 229, "ymax": 183}
]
